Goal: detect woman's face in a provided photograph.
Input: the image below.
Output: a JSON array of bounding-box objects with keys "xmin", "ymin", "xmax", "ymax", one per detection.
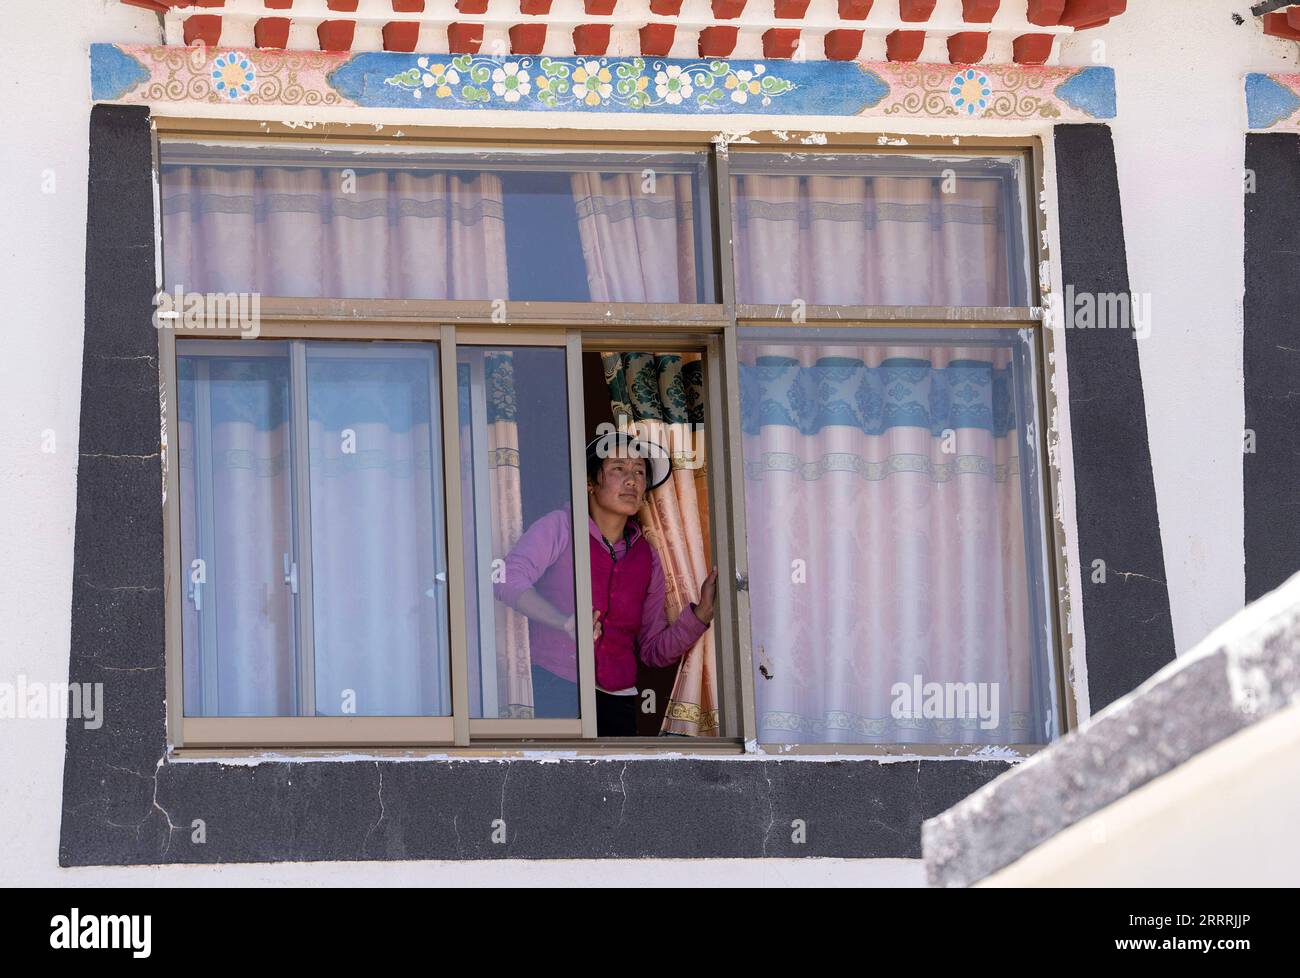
[{"xmin": 590, "ymin": 455, "xmax": 647, "ymax": 517}]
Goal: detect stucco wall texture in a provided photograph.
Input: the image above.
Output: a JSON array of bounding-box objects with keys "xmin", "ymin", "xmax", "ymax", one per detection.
[{"xmin": 1, "ymin": 0, "xmax": 1296, "ymax": 885}]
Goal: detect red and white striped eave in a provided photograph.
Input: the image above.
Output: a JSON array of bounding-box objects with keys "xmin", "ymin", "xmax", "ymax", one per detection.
[
  {"xmin": 1260, "ymin": 4, "xmax": 1300, "ymax": 43},
  {"xmin": 117, "ymin": 1, "xmax": 1127, "ymax": 66}
]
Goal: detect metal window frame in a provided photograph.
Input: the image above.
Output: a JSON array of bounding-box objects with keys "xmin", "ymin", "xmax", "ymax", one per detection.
[
  {"xmin": 169, "ymin": 337, "xmax": 458, "ymax": 747},
  {"xmin": 155, "ymin": 120, "xmax": 1072, "ymax": 757}
]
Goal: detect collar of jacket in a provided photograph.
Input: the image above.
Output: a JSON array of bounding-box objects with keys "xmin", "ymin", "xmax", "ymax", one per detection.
[{"xmin": 587, "ymin": 514, "xmax": 643, "ymax": 552}]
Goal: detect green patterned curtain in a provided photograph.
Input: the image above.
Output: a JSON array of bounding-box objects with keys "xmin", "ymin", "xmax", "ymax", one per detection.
[{"xmin": 601, "ymin": 353, "xmax": 705, "ymax": 427}]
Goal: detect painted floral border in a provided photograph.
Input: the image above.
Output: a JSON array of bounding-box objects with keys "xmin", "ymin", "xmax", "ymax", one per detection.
[
  {"xmin": 90, "ymin": 43, "xmax": 1117, "ymax": 122},
  {"xmin": 1246, "ymin": 72, "xmax": 1300, "ymax": 131},
  {"xmin": 383, "ymin": 55, "xmax": 794, "ymax": 110}
]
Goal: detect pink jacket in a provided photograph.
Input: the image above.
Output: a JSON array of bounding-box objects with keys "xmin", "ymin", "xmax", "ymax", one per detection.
[{"xmin": 493, "ymin": 507, "xmax": 708, "ymax": 690}]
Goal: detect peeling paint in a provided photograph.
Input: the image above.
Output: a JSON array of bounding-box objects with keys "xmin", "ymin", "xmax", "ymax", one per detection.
[{"xmin": 712, "ymin": 130, "xmax": 758, "ymax": 150}]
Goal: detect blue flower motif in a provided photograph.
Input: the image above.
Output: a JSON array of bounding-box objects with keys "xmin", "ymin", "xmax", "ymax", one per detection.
[
  {"xmin": 950, "ymin": 68, "xmax": 992, "ymax": 116},
  {"xmin": 212, "ymin": 53, "xmax": 255, "ymax": 100}
]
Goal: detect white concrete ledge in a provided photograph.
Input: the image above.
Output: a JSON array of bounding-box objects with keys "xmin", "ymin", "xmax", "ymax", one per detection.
[{"xmin": 923, "ymin": 570, "xmax": 1300, "ymax": 888}]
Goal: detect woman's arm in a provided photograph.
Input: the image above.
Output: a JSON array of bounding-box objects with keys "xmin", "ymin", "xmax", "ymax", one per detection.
[
  {"xmin": 636, "ymin": 551, "xmax": 717, "ymax": 668},
  {"xmin": 493, "ymin": 508, "xmax": 578, "ymax": 634},
  {"xmin": 511, "ymin": 587, "xmax": 575, "ymax": 638}
]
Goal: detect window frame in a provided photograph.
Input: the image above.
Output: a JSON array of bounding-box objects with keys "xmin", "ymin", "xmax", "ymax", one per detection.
[{"xmin": 155, "ymin": 118, "xmax": 1072, "ymax": 757}]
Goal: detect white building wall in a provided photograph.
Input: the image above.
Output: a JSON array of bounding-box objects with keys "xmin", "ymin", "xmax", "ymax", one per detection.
[
  {"xmin": 1090, "ymin": 1, "xmax": 1297, "ymax": 654},
  {"xmin": 0, "ymin": 0, "xmax": 1293, "ymax": 885}
]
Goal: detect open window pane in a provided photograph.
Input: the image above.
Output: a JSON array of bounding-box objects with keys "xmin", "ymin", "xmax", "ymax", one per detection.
[
  {"xmin": 738, "ymin": 326, "xmax": 1055, "ymax": 746},
  {"xmin": 305, "ymin": 343, "xmax": 451, "ymax": 716},
  {"xmin": 456, "ymin": 345, "xmax": 578, "ymax": 720},
  {"xmin": 159, "ymin": 142, "xmax": 714, "ymax": 304},
  {"xmin": 588, "ymin": 351, "xmax": 718, "ymax": 736},
  {"xmin": 730, "ymin": 153, "xmax": 1031, "ymax": 307},
  {"xmin": 177, "ymin": 342, "xmax": 298, "ymax": 717}
]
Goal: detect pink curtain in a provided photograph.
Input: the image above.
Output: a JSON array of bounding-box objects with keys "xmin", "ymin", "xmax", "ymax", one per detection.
[
  {"xmin": 731, "ymin": 173, "xmax": 1009, "ymax": 306},
  {"xmin": 739, "ymin": 341, "xmax": 1032, "ymax": 745},
  {"xmin": 178, "ymin": 357, "xmax": 297, "ymax": 716},
  {"xmin": 487, "ymin": 416, "xmax": 534, "ymax": 716},
  {"xmin": 625, "ymin": 415, "xmax": 717, "ymax": 736},
  {"xmin": 461, "ymin": 352, "xmax": 536, "ymax": 720},
  {"xmin": 161, "ymin": 165, "xmax": 507, "ymax": 298},
  {"xmin": 730, "ymin": 168, "xmax": 1031, "ymax": 744},
  {"xmin": 170, "ymin": 164, "xmax": 511, "ymax": 717},
  {"xmin": 306, "ymin": 353, "xmax": 447, "ymax": 716},
  {"xmin": 571, "ymin": 171, "xmax": 699, "ymax": 303}
]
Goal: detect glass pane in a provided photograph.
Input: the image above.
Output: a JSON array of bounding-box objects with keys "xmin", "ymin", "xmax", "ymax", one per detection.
[
  {"xmin": 738, "ymin": 327, "xmax": 1055, "ymax": 746},
  {"xmin": 306, "ymin": 343, "xmax": 451, "ymax": 716},
  {"xmin": 159, "ymin": 142, "xmax": 714, "ymax": 304},
  {"xmin": 177, "ymin": 342, "xmax": 297, "ymax": 717},
  {"xmin": 457, "ymin": 346, "xmax": 578, "ymax": 719},
  {"xmin": 730, "ymin": 153, "xmax": 1031, "ymax": 307}
]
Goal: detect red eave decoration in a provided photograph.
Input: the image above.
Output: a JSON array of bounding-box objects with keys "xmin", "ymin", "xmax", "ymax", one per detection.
[
  {"xmin": 447, "ymin": 22, "xmax": 484, "ymax": 53},
  {"xmin": 383, "ymin": 22, "xmax": 421, "ymax": 52},
  {"xmin": 1026, "ymin": 0, "xmax": 1066, "ymax": 26},
  {"xmin": 763, "ymin": 28, "xmax": 801, "ymax": 59},
  {"xmin": 886, "ymin": 30, "xmax": 927, "ymax": 62},
  {"xmin": 1013, "ymin": 33, "xmax": 1054, "ymax": 64},
  {"xmin": 1263, "ymin": 11, "xmax": 1300, "ymax": 41},
  {"xmin": 575, "ymin": 24, "xmax": 613, "ymax": 56},
  {"xmin": 509, "ymin": 23, "xmax": 547, "ymax": 54},
  {"xmin": 948, "ymin": 32, "xmax": 990, "ymax": 64},
  {"xmin": 699, "ymin": 25, "xmax": 739, "ymax": 57},
  {"xmin": 899, "ymin": 0, "xmax": 938, "ymax": 22},
  {"xmin": 254, "ymin": 17, "xmax": 291, "ymax": 49},
  {"xmin": 639, "ymin": 23, "xmax": 675, "ymax": 56},
  {"xmin": 962, "ymin": 0, "xmax": 1000, "ymax": 22},
  {"xmin": 824, "ymin": 29, "xmax": 864, "ymax": 61},
  {"xmin": 1060, "ymin": 0, "xmax": 1125, "ymax": 30},
  {"xmin": 113, "ymin": 0, "xmax": 1135, "ymax": 65},
  {"xmin": 183, "ymin": 14, "xmax": 222, "ymax": 47}
]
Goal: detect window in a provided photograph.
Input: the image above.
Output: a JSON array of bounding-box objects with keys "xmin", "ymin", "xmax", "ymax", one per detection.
[
  {"xmin": 737, "ymin": 327, "xmax": 1056, "ymax": 745},
  {"xmin": 456, "ymin": 344, "xmax": 579, "ymax": 729},
  {"xmin": 729, "ymin": 152, "xmax": 1031, "ymax": 307},
  {"xmin": 159, "ymin": 143, "xmax": 714, "ymax": 303},
  {"xmin": 158, "ymin": 131, "xmax": 1060, "ymax": 753}
]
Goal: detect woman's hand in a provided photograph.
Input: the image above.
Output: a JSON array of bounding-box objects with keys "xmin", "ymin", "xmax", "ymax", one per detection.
[
  {"xmin": 562, "ymin": 610, "xmax": 603, "ymax": 644},
  {"xmin": 692, "ymin": 567, "xmax": 719, "ymax": 625}
]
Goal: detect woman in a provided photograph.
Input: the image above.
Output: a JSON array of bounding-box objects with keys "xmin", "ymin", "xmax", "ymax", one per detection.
[{"xmin": 492, "ymin": 433, "xmax": 718, "ymax": 735}]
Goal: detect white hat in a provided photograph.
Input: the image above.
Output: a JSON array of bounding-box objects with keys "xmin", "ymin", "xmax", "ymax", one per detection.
[{"xmin": 585, "ymin": 432, "xmax": 672, "ymax": 492}]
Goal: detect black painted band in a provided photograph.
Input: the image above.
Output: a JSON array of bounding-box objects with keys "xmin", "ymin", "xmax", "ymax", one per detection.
[
  {"xmin": 1052, "ymin": 124, "xmax": 1177, "ymax": 710},
  {"xmin": 1244, "ymin": 133, "xmax": 1300, "ymax": 602}
]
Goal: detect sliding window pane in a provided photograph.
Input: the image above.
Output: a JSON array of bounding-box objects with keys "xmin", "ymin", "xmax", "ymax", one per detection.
[
  {"xmin": 730, "ymin": 153, "xmax": 1031, "ymax": 307},
  {"xmin": 738, "ymin": 327, "xmax": 1055, "ymax": 745},
  {"xmin": 160, "ymin": 143, "xmax": 714, "ymax": 304},
  {"xmin": 177, "ymin": 342, "xmax": 298, "ymax": 717},
  {"xmin": 457, "ymin": 346, "xmax": 578, "ymax": 719},
  {"xmin": 306, "ymin": 343, "xmax": 451, "ymax": 716}
]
